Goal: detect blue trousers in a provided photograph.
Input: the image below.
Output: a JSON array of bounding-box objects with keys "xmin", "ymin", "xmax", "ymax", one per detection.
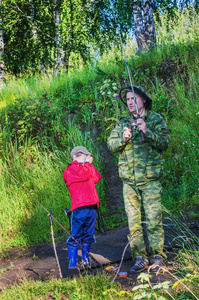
[{"xmin": 67, "ymin": 205, "xmax": 97, "ymax": 248}]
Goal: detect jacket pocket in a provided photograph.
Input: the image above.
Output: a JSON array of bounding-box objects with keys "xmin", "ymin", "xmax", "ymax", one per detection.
[
  {"xmin": 146, "ymin": 161, "xmax": 163, "ymax": 180},
  {"xmin": 118, "ymin": 162, "xmax": 131, "ymax": 179}
]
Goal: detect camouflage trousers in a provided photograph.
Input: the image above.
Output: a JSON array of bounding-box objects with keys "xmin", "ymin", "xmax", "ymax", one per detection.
[{"xmin": 123, "ymin": 180, "xmax": 165, "ymax": 259}]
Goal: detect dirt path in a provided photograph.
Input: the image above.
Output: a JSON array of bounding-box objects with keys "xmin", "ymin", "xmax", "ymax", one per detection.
[
  {"xmin": 100, "ymin": 141, "xmax": 124, "ymax": 211},
  {"xmin": 0, "ymin": 207, "xmax": 198, "ymax": 290}
]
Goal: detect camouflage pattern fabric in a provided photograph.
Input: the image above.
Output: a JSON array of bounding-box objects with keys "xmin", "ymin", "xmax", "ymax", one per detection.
[
  {"xmin": 107, "ymin": 110, "xmax": 170, "ymax": 258},
  {"xmin": 107, "ymin": 110, "xmax": 170, "ymax": 185},
  {"xmin": 124, "ymin": 180, "xmax": 165, "ymax": 259}
]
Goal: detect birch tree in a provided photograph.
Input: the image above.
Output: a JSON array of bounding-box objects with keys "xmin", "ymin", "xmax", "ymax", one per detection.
[
  {"xmin": 53, "ymin": 0, "xmax": 65, "ymax": 74},
  {"xmin": 29, "ymin": 0, "xmax": 47, "ymax": 74},
  {"xmin": 133, "ymin": 0, "xmax": 156, "ymax": 52},
  {"xmin": 61, "ymin": 0, "xmax": 91, "ymax": 69},
  {"xmin": 0, "ymin": 0, "xmax": 197, "ymax": 75}
]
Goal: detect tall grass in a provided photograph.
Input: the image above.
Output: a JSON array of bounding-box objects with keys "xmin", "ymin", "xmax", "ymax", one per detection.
[
  {"xmin": 0, "ymin": 141, "xmax": 70, "ymax": 250},
  {"xmin": 0, "ymin": 273, "xmax": 130, "ymax": 300}
]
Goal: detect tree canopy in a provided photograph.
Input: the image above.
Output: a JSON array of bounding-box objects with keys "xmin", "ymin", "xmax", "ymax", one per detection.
[{"xmin": 0, "ymin": 0, "xmax": 198, "ymax": 75}]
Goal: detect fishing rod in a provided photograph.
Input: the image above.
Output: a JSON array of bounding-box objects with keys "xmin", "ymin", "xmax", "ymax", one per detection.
[
  {"xmin": 49, "ymin": 210, "xmax": 63, "ymax": 278},
  {"xmin": 109, "ymin": 0, "xmax": 145, "ymax": 142},
  {"xmin": 2, "ymin": 166, "xmax": 100, "ymax": 266}
]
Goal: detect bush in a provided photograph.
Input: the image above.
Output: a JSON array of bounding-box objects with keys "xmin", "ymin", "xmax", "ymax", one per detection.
[{"xmin": 0, "ymin": 93, "xmax": 70, "ymax": 148}]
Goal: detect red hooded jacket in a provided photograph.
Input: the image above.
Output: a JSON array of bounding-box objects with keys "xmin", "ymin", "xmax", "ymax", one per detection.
[{"xmin": 63, "ymin": 161, "xmax": 102, "ymax": 211}]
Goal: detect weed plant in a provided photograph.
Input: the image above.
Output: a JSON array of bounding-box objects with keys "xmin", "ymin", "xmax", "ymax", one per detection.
[{"xmin": 0, "ymin": 273, "xmax": 128, "ymax": 300}]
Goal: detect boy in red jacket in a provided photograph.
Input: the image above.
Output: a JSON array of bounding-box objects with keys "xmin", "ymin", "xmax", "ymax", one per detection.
[{"xmin": 63, "ymin": 146, "xmax": 102, "ymax": 269}]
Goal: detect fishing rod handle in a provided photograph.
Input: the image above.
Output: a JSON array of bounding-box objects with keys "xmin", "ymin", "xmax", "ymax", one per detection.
[
  {"xmin": 137, "ymin": 113, "xmax": 145, "ymax": 142},
  {"xmin": 140, "ymin": 131, "xmax": 145, "ymax": 142}
]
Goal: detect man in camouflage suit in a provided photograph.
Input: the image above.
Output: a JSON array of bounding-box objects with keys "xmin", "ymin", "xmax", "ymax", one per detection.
[{"xmin": 107, "ymin": 86, "xmax": 170, "ymax": 273}]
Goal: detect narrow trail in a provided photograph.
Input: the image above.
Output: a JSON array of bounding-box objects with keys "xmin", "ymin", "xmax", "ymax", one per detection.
[
  {"xmin": 90, "ymin": 122, "xmax": 124, "ymax": 211},
  {"xmin": 100, "ymin": 141, "xmax": 124, "ymax": 211}
]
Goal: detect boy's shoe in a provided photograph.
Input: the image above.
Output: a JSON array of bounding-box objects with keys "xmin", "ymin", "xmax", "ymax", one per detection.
[
  {"xmin": 81, "ymin": 244, "xmax": 91, "ymax": 269},
  {"xmin": 129, "ymin": 256, "xmax": 149, "ymax": 274},
  {"xmin": 80, "ymin": 260, "xmax": 91, "ymax": 270},
  {"xmin": 67, "ymin": 245, "xmax": 78, "ymax": 269},
  {"xmin": 150, "ymin": 255, "xmax": 165, "ymax": 273}
]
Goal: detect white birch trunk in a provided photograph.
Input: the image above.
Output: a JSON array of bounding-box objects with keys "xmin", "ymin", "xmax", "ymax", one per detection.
[
  {"xmin": 29, "ymin": 0, "xmax": 37, "ymax": 41},
  {"xmin": 143, "ymin": 0, "xmax": 156, "ymax": 48},
  {"xmin": 53, "ymin": 2, "xmax": 65, "ymax": 75},
  {"xmin": 29, "ymin": 0, "xmax": 48, "ymax": 74},
  {"xmin": 133, "ymin": 0, "xmax": 156, "ymax": 52},
  {"xmin": 133, "ymin": 0, "xmax": 149, "ymax": 51},
  {"xmin": 0, "ymin": 0, "xmax": 5, "ymax": 89}
]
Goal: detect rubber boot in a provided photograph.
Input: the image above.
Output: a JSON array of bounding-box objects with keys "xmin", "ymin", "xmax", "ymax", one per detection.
[
  {"xmin": 81, "ymin": 244, "xmax": 91, "ymax": 268},
  {"xmin": 67, "ymin": 245, "xmax": 78, "ymax": 269}
]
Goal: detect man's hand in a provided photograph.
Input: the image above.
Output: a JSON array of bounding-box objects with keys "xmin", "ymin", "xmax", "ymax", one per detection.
[
  {"xmin": 85, "ymin": 154, "xmax": 93, "ymax": 164},
  {"xmin": 123, "ymin": 127, "xmax": 132, "ymax": 142},
  {"xmin": 137, "ymin": 118, "xmax": 147, "ymax": 134}
]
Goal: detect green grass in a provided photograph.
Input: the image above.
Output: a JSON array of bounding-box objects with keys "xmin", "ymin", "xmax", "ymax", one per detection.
[
  {"xmin": 0, "ymin": 273, "xmax": 124, "ymax": 300},
  {"xmin": 0, "ymin": 142, "xmax": 70, "ymax": 250}
]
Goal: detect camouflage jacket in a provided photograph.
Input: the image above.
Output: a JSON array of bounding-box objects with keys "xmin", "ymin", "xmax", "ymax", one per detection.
[{"xmin": 107, "ymin": 110, "xmax": 170, "ymax": 186}]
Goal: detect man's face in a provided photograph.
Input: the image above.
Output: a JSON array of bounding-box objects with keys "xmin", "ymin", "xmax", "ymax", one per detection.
[{"xmin": 126, "ymin": 92, "xmax": 145, "ymax": 116}]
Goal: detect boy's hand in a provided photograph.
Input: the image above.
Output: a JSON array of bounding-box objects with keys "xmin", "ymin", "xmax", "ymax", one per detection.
[{"xmin": 85, "ymin": 154, "xmax": 93, "ymax": 164}]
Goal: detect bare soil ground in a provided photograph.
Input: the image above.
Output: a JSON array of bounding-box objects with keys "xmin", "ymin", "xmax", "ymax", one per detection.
[
  {"xmin": 0, "ymin": 144, "xmax": 199, "ymax": 291},
  {"xmin": 0, "ymin": 219, "xmax": 198, "ymax": 290}
]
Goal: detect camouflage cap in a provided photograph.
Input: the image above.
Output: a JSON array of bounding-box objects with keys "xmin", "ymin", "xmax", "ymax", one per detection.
[
  {"xmin": 119, "ymin": 86, "xmax": 152, "ymax": 110},
  {"xmin": 71, "ymin": 146, "xmax": 93, "ymax": 159}
]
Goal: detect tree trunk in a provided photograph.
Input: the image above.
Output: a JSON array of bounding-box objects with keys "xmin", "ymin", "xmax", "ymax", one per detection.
[
  {"xmin": 133, "ymin": 0, "xmax": 148, "ymax": 51},
  {"xmin": 143, "ymin": 0, "xmax": 156, "ymax": 47},
  {"xmin": 0, "ymin": 0, "xmax": 5, "ymax": 89},
  {"xmin": 53, "ymin": 1, "xmax": 65, "ymax": 75},
  {"xmin": 29, "ymin": 0, "xmax": 48, "ymax": 75},
  {"xmin": 29, "ymin": 0, "xmax": 37, "ymax": 42},
  {"xmin": 133, "ymin": 0, "xmax": 156, "ymax": 52}
]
